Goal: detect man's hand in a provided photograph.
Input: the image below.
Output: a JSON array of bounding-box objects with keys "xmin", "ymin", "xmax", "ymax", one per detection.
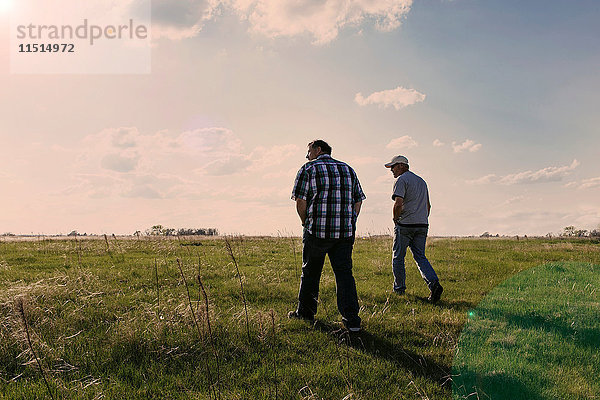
[
  {"xmin": 353, "ymin": 201, "xmax": 362, "ymax": 218},
  {"xmin": 393, "ymin": 197, "xmax": 404, "ymax": 222},
  {"xmin": 296, "ymin": 198, "xmax": 307, "ymax": 226}
]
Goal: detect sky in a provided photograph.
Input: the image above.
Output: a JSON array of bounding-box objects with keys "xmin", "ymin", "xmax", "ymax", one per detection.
[{"xmin": 0, "ymin": 0, "xmax": 599, "ymax": 237}]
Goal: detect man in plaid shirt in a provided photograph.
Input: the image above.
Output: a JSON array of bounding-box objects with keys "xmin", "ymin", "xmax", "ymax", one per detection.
[{"xmin": 289, "ymin": 140, "xmax": 366, "ymax": 332}]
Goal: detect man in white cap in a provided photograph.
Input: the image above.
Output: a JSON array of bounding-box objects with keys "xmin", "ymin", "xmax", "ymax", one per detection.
[{"xmin": 385, "ymin": 155, "xmax": 443, "ymax": 303}]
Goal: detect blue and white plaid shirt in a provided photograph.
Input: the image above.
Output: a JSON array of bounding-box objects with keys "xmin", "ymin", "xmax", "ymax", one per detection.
[{"xmin": 292, "ymin": 154, "xmax": 366, "ymax": 239}]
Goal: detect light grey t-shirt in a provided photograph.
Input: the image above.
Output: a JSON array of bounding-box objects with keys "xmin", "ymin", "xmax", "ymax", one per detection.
[{"xmin": 392, "ymin": 170, "xmax": 430, "ymax": 225}]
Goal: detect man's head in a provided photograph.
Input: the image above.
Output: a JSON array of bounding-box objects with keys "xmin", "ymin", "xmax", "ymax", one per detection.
[
  {"xmin": 306, "ymin": 139, "xmax": 332, "ymax": 160},
  {"xmin": 385, "ymin": 155, "xmax": 409, "ymax": 178}
]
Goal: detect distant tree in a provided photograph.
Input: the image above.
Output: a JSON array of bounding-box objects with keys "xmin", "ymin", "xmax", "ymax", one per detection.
[
  {"xmin": 143, "ymin": 226, "xmax": 219, "ymax": 237},
  {"xmin": 68, "ymin": 230, "xmax": 78, "ymax": 237},
  {"xmin": 177, "ymin": 228, "xmax": 195, "ymax": 236},
  {"xmin": 148, "ymin": 225, "xmax": 164, "ymax": 235},
  {"xmin": 562, "ymin": 226, "xmax": 576, "ymax": 237},
  {"xmin": 176, "ymin": 227, "xmax": 219, "ymax": 236},
  {"xmin": 480, "ymin": 232, "xmax": 491, "ymax": 238}
]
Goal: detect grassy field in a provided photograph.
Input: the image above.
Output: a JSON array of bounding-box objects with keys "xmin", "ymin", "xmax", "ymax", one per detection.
[
  {"xmin": 452, "ymin": 261, "xmax": 600, "ymax": 400},
  {"xmin": 0, "ymin": 235, "xmax": 599, "ymax": 399}
]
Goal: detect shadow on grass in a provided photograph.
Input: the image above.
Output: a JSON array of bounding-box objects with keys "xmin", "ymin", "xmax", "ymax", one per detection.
[
  {"xmin": 452, "ymin": 367, "xmax": 544, "ymax": 400},
  {"xmin": 479, "ymin": 305, "xmax": 600, "ymax": 351},
  {"xmin": 407, "ymin": 294, "xmax": 475, "ymax": 312},
  {"xmin": 313, "ymin": 320, "xmax": 450, "ymax": 387}
]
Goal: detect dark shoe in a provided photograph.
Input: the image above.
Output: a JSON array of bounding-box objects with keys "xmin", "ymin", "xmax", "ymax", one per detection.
[
  {"xmin": 342, "ymin": 319, "xmax": 361, "ymax": 332},
  {"xmin": 393, "ymin": 288, "xmax": 405, "ymax": 295},
  {"xmin": 428, "ymin": 282, "xmax": 443, "ymax": 303},
  {"xmin": 288, "ymin": 310, "xmax": 314, "ymax": 323}
]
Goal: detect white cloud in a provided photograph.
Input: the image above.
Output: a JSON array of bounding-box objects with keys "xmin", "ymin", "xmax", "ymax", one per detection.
[
  {"xmin": 231, "ymin": 0, "xmax": 413, "ymax": 44},
  {"xmin": 452, "ymin": 139, "xmax": 482, "ymax": 153},
  {"xmin": 197, "ymin": 155, "xmax": 252, "ymax": 176},
  {"xmin": 68, "ymin": 126, "xmax": 306, "ymax": 199},
  {"xmin": 501, "ymin": 196, "xmax": 525, "ymax": 206},
  {"xmin": 500, "ymin": 159, "xmax": 580, "ymax": 185},
  {"xmin": 197, "ymin": 143, "xmax": 301, "ymax": 176},
  {"xmin": 246, "ymin": 144, "xmax": 299, "ymax": 171},
  {"xmin": 100, "ymin": 153, "xmax": 139, "ymax": 173},
  {"xmin": 149, "ymin": 0, "xmax": 413, "ymax": 43},
  {"xmin": 178, "ymin": 128, "xmax": 243, "ymax": 154},
  {"xmin": 64, "ymin": 171, "xmax": 195, "ymax": 200},
  {"xmin": 72, "ymin": 127, "xmax": 248, "ymax": 197},
  {"xmin": 110, "ymin": 127, "xmax": 138, "ymax": 148},
  {"xmin": 433, "ymin": 139, "xmax": 444, "ymax": 147},
  {"xmin": 63, "ymin": 173, "xmax": 123, "ymax": 198},
  {"xmin": 122, "ymin": 185, "xmax": 163, "ymax": 199},
  {"xmin": 355, "ymin": 86, "xmax": 425, "ymax": 110},
  {"xmin": 468, "ymin": 160, "xmax": 580, "ymax": 186},
  {"xmin": 81, "ymin": 126, "xmax": 243, "ymax": 172},
  {"xmin": 386, "ymin": 135, "xmax": 418, "ymax": 150},
  {"xmin": 150, "ymin": 0, "xmax": 221, "ymax": 40},
  {"xmin": 466, "ymin": 174, "xmax": 498, "ymax": 185},
  {"xmin": 576, "ymin": 177, "xmax": 600, "ymax": 189}
]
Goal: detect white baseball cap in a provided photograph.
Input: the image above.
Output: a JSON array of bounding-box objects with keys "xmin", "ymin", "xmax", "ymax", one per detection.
[{"xmin": 384, "ymin": 155, "xmax": 409, "ymax": 168}]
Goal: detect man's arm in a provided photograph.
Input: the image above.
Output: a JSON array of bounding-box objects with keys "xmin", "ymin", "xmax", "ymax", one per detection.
[
  {"xmin": 427, "ymin": 200, "xmax": 431, "ymax": 217},
  {"xmin": 353, "ymin": 201, "xmax": 362, "ymax": 218},
  {"xmin": 296, "ymin": 198, "xmax": 307, "ymax": 226},
  {"xmin": 393, "ymin": 197, "xmax": 404, "ymax": 222}
]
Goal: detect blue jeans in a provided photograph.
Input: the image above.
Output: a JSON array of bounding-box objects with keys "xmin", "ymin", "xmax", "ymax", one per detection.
[
  {"xmin": 393, "ymin": 225, "xmax": 439, "ymax": 291},
  {"xmin": 296, "ymin": 231, "xmax": 361, "ymax": 327}
]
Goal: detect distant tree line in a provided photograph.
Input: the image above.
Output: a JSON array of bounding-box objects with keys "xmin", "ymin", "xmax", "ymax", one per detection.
[
  {"xmin": 140, "ymin": 225, "xmax": 219, "ymax": 236},
  {"xmin": 558, "ymin": 225, "xmax": 600, "ymax": 238},
  {"xmin": 480, "ymin": 232, "xmax": 501, "ymax": 238},
  {"xmin": 3, "ymin": 227, "xmax": 219, "ymax": 237}
]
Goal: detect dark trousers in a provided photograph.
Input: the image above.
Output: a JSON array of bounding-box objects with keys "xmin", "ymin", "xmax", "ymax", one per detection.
[{"xmin": 296, "ymin": 231, "xmax": 361, "ymax": 326}]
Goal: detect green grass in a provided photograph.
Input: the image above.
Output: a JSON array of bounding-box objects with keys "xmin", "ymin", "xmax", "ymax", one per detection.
[
  {"xmin": 0, "ymin": 236, "xmax": 599, "ymax": 399},
  {"xmin": 452, "ymin": 261, "xmax": 600, "ymax": 400}
]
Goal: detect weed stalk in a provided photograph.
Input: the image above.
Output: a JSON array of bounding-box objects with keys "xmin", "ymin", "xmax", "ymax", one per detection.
[
  {"xmin": 196, "ymin": 255, "xmax": 202, "ymax": 313},
  {"xmin": 290, "ymin": 235, "xmax": 299, "ymax": 279},
  {"xmin": 197, "ymin": 273, "xmax": 212, "ymax": 339},
  {"xmin": 16, "ymin": 298, "xmax": 55, "ymax": 400},
  {"xmin": 176, "ymin": 258, "xmax": 204, "ymax": 340},
  {"xmin": 345, "ymin": 332, "xmax": 352, "ymax": 390},
  {"xmin": 197, "ymin": 273, "xmax": 221, "ymax": 397},
  {"xmin": 224, "ymin": 236, "xmax": 250, "ymax": 340},
  {"xmin": 270, "ymin": 310, "xmax": 278, "ymax": 400},
  {"xmin": 103, "ymin": 234, "xmax": 110, "ymax": 253},
  {"xmin": 75, "ymin": 237, "xmax": 82, "ymax": 267},
  {"xmin": 177, "ymin": 258, "xmax": 217, "ymax": 399},
  {"xmin": 154, "ymin": 258, "xmax": 160, "ymax": 319}
]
